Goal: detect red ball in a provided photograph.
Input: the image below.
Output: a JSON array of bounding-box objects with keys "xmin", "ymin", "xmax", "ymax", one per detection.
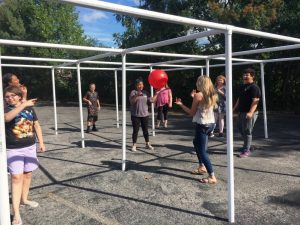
[{"xmin": 148, "ymin": 70, "xmax": 168, "ymax": 89}]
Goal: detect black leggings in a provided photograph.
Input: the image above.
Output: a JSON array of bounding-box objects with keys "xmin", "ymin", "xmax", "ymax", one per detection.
[
  {"xmin": 131, "ymin": 116, "xmax": 149, "ymax": 143},
  {"xmin": 157, "ymin": 104, "xmax": 169, "ymax": 121}
]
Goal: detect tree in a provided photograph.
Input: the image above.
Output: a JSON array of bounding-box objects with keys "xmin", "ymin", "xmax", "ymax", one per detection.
[
  {"xmin": 114, "ymin": 0, "xmax": 300, "ymax": 111},
  {"xmin": 0, "ymin": 0, "xmax": 100, "ymax": 101}
]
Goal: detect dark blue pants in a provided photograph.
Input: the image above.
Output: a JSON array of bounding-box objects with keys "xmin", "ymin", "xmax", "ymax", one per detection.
[{"xmin": 193, "ymin": 123, "xmax": 215, "ymax": 175}]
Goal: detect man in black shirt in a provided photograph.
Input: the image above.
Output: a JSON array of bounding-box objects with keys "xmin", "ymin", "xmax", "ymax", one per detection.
[{"xmin": 233, "ymin": 68, "xmax": 261, "ymax": 158}]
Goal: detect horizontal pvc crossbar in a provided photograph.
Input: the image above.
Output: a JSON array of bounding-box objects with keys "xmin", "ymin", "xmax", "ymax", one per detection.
[
  {"xmin": 54, "ymin": 30, "xmax": 222, "ymax": 68},
  {"xmin": 2, "ymin": 56, "xmax": 300, "ymax": 72},
  {"xmin": 0, "ymin": 56, "xmax": 203, "ymax": 68},
  {"xmin": 61, "ymin": 0, "xmax": 300, "ymax": 43},
  {"xmin": 165, "ymin": 56, "xmax": 300, "ymax": 71},
  {"xmin": 0, "ymin": 39, "xmax": 208, "ymax": 59},
  {"xmin": 2, "ymin": 39, "xmax": 300, "ymax": 61},
  {"xmin": 209, "ymin": 44, "xmax": 300, "ymax": 59},
  {"xmin": 0, "ymin": 64, "xmax": 150, "ymax": 71}
]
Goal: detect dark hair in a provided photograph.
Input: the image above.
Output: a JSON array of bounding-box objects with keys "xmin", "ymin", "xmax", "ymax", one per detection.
[
  {"xmin": 4, "ymin": 85, "xmax": 23, "ymax": 98},
  {"xmin": 244, "ymin": 68, "xmax": 255, "ymax": 77},
  {"xmin": 135, "ymin": 77, "xmax": 143, "ymax": 86},
  {"xmin": 2, "ymin": 73, "xmax": 14, "ymax": 88}
]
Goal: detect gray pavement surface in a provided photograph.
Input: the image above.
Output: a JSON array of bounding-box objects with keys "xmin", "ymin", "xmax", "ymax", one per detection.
[{"xmin": 9, "ymin": 105, "xmax": 300, "ymax": 225}]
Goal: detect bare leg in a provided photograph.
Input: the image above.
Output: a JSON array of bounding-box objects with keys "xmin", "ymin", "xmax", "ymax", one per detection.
[
  {"xmin": 21, "ymin": 171, "xmax": 33, "ymax": 204},
  {"xmin": 163, "ymin": 120, "xmax": 168, "ymax": 128},
  {"xmin": 11, "ymin": 174, "xmax": 24, "ymax": 223},
  {"xmin": 156, "ymin": 120, "xmax": 161, "ymax": 128},
  {"xmin": 219, "ymin": 113, "xmax": 225, "ymax": 133}
]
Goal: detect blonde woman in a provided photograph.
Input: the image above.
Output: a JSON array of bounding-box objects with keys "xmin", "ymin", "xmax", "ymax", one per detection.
[{"xmin": 175, "ymin": 75, "xmax": 218, "ymax": 184}]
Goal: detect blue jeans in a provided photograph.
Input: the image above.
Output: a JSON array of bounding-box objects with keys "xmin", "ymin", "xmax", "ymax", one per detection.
[
  {"xmin": 237, "ymin": 112, "xmax": 258, "ymax": 150},
  {"xmin": 193, "ymin": 123, "xmax": 215, "ymax": 175}
]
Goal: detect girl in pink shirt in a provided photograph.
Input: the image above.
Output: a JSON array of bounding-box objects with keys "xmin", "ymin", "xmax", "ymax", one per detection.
[{"xmin": 153, "ymin": 84, "xmax": 172, "ymax": 128}]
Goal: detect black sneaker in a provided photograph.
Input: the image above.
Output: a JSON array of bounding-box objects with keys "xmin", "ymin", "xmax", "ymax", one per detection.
[
  {"xmin": 86, "ymin": 129, "xmax": 90, "ymax": 133},
  {"xmin": 92, "ymin": 127, "xmax": 97, "ymax": 131}
]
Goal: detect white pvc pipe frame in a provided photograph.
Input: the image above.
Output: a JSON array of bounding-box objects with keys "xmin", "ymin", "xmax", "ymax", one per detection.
[
  {"xmin": 1, "ymin": 29, "xmax": 300, "ymax": 225},
  {"xmin": 0, "ymin": 1, "xmax": 299, "ymax": 224}
]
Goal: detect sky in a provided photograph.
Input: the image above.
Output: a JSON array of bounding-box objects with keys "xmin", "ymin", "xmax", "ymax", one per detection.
[{"xmin": 76, "ymin": 0, "xmax": 140, "ymax": 47}]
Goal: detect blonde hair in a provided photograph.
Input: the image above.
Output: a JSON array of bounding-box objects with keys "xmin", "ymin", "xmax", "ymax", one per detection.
[{"xmin": 196, "ymin": 75, "xmax": 218, "ymax": 109}]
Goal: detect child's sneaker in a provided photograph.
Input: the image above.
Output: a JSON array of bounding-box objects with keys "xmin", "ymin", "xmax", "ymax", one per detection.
[
  {"xmin": 239, "ymin": 149, "xmax": 251, "ymax": 158},
  {"xmin": 209, "ymin": 132, "xmax": 215, "ymax": 137},
  {"xmin": 131, "ymin": 145, "xmax": 137, "ymax": 152},
  {"xmin": 146, "ymin": 144, "xmax": 154, "ymax": 150}
]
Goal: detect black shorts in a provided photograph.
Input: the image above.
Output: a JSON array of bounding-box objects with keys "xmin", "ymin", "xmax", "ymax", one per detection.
[{"xmin": 87, "ymin": 115, "xmax": 98, "ymax": 122}]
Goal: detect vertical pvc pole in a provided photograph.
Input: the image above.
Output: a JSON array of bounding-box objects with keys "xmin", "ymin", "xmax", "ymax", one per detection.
[
  {"xmin": 201, "ymin": 67, "xmax": 204, "ymax": 76},
  {"xmin": 121, "ymin": 54, "xmax": 127, "ymax": 171},
  {"xmin": 206, "ymin": 59, "xmax": 210, "ymax": 76},
  {"xmin": 51, "ymin": 68, "xmax": 58, "ymax": 135},
  {"xmin": 77, "ymin": 63, "xmax": 85, "ymax": 148},
  {"xmin": 260, "ymin": 63, "xmax": 268, "ymax": 138},
  {"xmin": 114, "ymin": 70, "xmax": 120, "ymax": 128},
  {"xmin": 149, "ymin": 67, "xmax": 155, "ymax": 136},
  {"xmin": 225, "ymin": 29, "xmax": 235, "ymax": 223},
  {"xmin": 0, "ymin": 47, "xmax": 11, "ymax": 225}
]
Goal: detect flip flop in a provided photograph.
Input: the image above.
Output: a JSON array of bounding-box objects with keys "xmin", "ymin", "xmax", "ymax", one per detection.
[
  {"xmin": 199, "ymin": 177, "xmax": 217, "ymax": 185},
  {"xmin": 21, "ymin": 200, "xmax": 39, "ymax": 208},
  {"xmin": 191, "ymin": 168, "xmax": 207, "ymax": 175}
]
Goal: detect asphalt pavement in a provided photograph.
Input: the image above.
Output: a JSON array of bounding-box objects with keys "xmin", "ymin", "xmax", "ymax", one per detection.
[{"xmin": 8, "ymin": 105, "xmax": 300, "ymax": 225}]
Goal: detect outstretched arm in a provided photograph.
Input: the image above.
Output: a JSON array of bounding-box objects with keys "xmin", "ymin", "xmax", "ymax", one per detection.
[
  {"xmin": 4, "ymin": 99, "xmax": 37, "ymax": 122},
  {"xmin": 175, "ymin": 92, "xmax": 202, "ymax": 116}
]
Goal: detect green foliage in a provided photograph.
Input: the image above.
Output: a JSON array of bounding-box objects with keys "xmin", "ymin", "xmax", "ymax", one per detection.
[
  {"xmin": 113, "ymin": 0, "xmax": 300, "ymax": 111},
  {"xmin": 0, "ymin": 0, "xmax": 99, "ymax": 101},
  {"xmin": 1, "ymin": 0, "xmax": 299, "ymax": 111}
]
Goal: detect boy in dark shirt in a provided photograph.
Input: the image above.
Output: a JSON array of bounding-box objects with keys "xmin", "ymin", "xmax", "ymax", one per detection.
[{"xmin": 233, "ymin": 68, "xmax": 261, "ymax": 158}]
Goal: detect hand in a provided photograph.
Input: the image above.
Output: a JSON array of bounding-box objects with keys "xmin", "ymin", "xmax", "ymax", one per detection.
[
  {"xmin": 38, "ymin": 143, "xmax": 46, "ymax": 152},
  {"xmin": 246, "ymin": 112, "xmax": 253, "ymax": 119},
  {"xmin": 168, "ymin": 103, "xmax": 172, "ymax": 108},
  {"xmin": 88, "ymin": 101, "xmax": 92, "ymax": 106},
  {"xmin": 190, "ymin": 89, "xmax": 196, "ymax": 98},
  {"xmin": 97, "ymin": 106, "xmax": 101, "ymax": 112},
  {"xmin": 20, "ymin": 85, "xmax": 27, "ymax": 94},
  {"xmin": 23, "ymin": 98, "xmax": 37, "ymax": 107},
  {"xmin": 174, "ymin": 97, "xmax": 183, "ymax": 105}
]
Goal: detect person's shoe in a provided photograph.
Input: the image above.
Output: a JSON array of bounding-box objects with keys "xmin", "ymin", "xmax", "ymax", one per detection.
[
  {"xmin": 92, "ymin": 126, "xmax": 97, "ymax": 131},
  {"xmin": 156, "ymin": 121, "xmax": 161, "ymax": 129},
  {"xmin": 209, "ymin": 132, "xmax": 215, "ymax": 137},
  {"xmin": 146, "ymin": 144, "xmax": 154, "ymax": 150},
  {"xmin": 239, "ymin": 149, "xmax": 251, "ymax": 158},
  {"xmin": 131, "ymin": 145, "xmax": 137, "ymax": 152},
  {"xmin": 86, "ymin": 129, "xmax": 90, "ymax": 133},
  {"xmin": 21, "ymin": 200, "xmax": 39, "ymax": 208},
  {"xmin": 12, "ymin": 216, "xmax": 22, "ymax": 225},
  {"xmin": 218, "ymin": 133, "xmax": 224, "ymax": 137}
]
